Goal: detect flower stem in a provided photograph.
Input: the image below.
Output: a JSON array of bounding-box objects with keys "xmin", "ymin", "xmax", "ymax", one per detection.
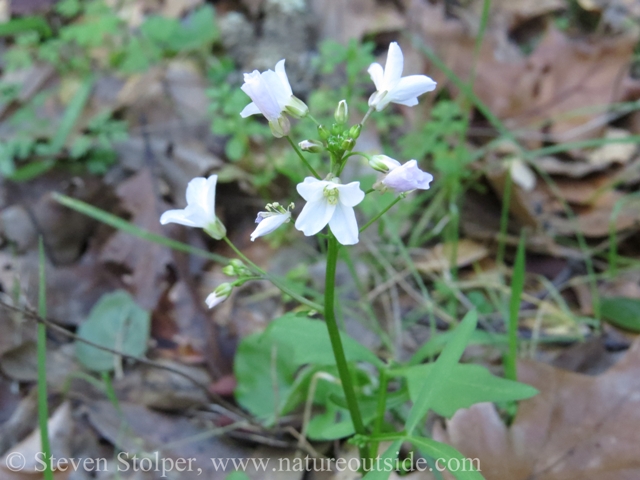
[
  {"xmin": 286, "ymin": 136, "xmax": 321, "ymax": 179},
  {"xmin": 222, "ymin": 236, "xmax": 323, "ymax": 311},
  {"xmin": 359, "ymin": 194, "xmax": 404, "ymax": 233},
  {"xmin": 361, "ymin": 106, "xmax": 374, "ymax": 127},
  {"xmin": 325, "ymin": 236, "xmax": 367, "ymax": 460},
  {"xmin": 307, "ymin": 113, "xmax": 321, "ymax": 126}
]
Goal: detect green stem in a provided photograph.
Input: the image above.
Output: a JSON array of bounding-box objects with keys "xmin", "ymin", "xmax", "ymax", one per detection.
[
  {"xmin": 286, "ymin": 136, "xmax": 321, "ymax": 179},
  {"xmin": 496, "ymin": 169, "xmax": 513, "ymax": 267},
  {"xmin": 360, "ymin": 194, "xmax": 405, "ymax": 233},
  {"xmin": 37, "ymin": 238, "xmax": 54, "ymax": 480},
  {"xmin": 222, "ymin": 237, "xmax": 323, "ymax": 311},
  {"xmin": 307, "ymin": 113, "xmax": 321, "ymax": 126},
  {"xmin": 361, "ymin": 106, "xmax": 374, "ymax": 126},
  {"xmin": 325, "ymin": 236, "xmax": 367, "ymax": 460},
  {"xmin": 370, "ymin": 368, "xmax": 389, "ymax": 459},
  {"xmin": 343, "ymin": 151, "xmax": 371, "ymax": 162}
]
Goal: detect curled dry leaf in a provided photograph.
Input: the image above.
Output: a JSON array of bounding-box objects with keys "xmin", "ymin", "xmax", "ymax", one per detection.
[
  {"xmin": 414, "ymin": 239, "xmax": 490, "ymax": 274},
  {"xmin": 434, "ymin": 337, "xmax": 640, "ymax": 479},
  {"xmin": 0, "ymin": 402, "xmax": 73, "ymax": 480}
]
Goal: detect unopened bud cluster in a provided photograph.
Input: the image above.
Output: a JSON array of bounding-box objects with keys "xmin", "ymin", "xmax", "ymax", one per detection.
[{"xmin": 222, "ymin": 259, "xmax": 251, "ymax": 278}]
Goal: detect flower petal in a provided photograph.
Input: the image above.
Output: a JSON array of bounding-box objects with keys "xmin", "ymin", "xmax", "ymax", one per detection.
[
  {"xmin": 329, "ymin": 202, "xmax": 359, "ymax": 245},
  {"xmin": 251, "ymin": 212, "xmax": 290, "ymax": 241},
  {"xmin": 262, "ymin": 69, "xmax": 291, "ymax": 111},
  {"xmin": 274, "ymin": 59, "xmax": 293, "ymax": 97},
  {"xmin": 367, "ymin": 62, "xmax": 384, "ymax": 91},
  {"xmin": 160, "ymin": 208, "xmax": 199, "ymax": 227},
  {"xmin": 295, "ymin": 199, "xmax": 335, "ymax": 236},
  {"xmin": 205, "ymin": 291, "xmax": 226, "ymax": 308},
  {"xmin": 240, "ymin": 102, "xmax": 261, "ymax": 117},
  {"xmin": 383, "ymin": 42, "xmax": 404, "ymax": 90},
  {"xmin": 382, "ymin": 160, "xmax": 433, "ymax": 192},
  {"xmin": 296, "ymin": 177, "xmax": 327, "ymax": 202},
  {"xmin": 388, "ymin": 75, "xmax": 436, "ymax": 105},
  {"xmin": 336, "ymin": 182, "xmax": 365, "ymax": 207},
  {"xmin": 204, "ymin": 175, "xmax": 218, "ymax": 219},
  {"xmin": 186, "ymin": 177, "xmax": 208, "ymax": 207},
  {"xmin": 241, "ymin": 71, "xmax": 282, "ymax": 121}
]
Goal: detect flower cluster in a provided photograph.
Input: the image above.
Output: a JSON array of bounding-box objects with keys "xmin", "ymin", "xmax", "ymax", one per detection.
[{"xmin": 160, "ymin": 42, "xmax": 437, "ymax": 308}]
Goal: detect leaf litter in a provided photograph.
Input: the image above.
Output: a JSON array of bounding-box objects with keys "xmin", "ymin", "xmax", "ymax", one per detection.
[{"xmin": 1, "ymin": 0, "xmax": 640, "ymax": 478}]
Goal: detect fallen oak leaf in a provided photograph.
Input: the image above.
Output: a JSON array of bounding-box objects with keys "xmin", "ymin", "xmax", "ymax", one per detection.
[{"xmin": 434, "ymin": 337, "xmax": 640, "ymax": 479}]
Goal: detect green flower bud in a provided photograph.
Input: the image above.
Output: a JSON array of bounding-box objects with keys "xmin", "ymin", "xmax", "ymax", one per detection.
[
  {"xmin": 334, "ymin": 99, "xmax": 348, "ymax": 124},
  {"xmin": 269, "ymin": 116, "xmax": 291, "ymax": 138},
  {"xmin": 204, "ymin": 217, "xmax": 227, "ymax": 240},
  {"xmin": 349, "ymin": 124, "xmax": 362, "ymax": 139},
  {"xmin": 299, "ymin": 139, "xmax": 324, "ymax": 153},
  {"xmin": 284, "ymin": 96, "xmax": 309, "ymax": 118},
  {"xmin": 318, "ymin": 125, "xmax": 330, "ymax": 140},
  {"xmin": 341, "ymin": 138, "xmax": 356, "ymax": 151},
  {"xmin": 222, "ymin": 265, "xmax": 236, "ymax": 277}
]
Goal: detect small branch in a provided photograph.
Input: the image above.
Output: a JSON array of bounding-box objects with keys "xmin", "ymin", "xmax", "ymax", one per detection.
[{"xmin": 0, "ymin": 299, "xmax": 245, "ymax": 419}]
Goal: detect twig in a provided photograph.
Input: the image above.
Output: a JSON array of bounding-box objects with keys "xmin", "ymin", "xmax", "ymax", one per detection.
[{"xmin": 0, "ymin": 299, "xmax": 246, "ymax": 420}]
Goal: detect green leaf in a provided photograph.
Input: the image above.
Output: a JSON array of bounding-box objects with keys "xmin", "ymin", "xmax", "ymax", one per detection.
[
  {"xmin": 75, "ymin": 290, "xmax": 150, "ymax": 372},
  {"xmin": 233, "ymin": 331, "xmax": 297, "ymax": 421},
  {"xmin": 404, "ymin": 310, "xmax": 478, "ymax": 434},
  {"xmin": 399, "ymin": 363, "xmax": 538, "ymax": 418},
  {"xmin": 601, "ymin": 297, "xmax": 640, "ymax": 332},
  {"xmin": 225, "ymin": 134, "xmax": 247, "ymax": 161},
  {"xmin": 362, "ymin": 439, "xmax": 403, "ymax": 480},
  {"xmin": 0, "ymin": 16, "xmax": 52, "ymax": 38},
  {"xmin": 409, "ymin": 329, "xmax": 506, "ymax": 366},
  {"xmin": 50, "ymin": 76, "xmax": 95, "ymax": 152},
  {"xmin": 264, "ymin": 313, "xmax": 383, "ymax": 368},
  {"xmin": 409, "ymin": 436, "xmax": 484, "ymax": 480}
]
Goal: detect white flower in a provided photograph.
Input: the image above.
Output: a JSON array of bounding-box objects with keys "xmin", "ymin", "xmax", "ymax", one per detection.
[
  {"xmin": 240, "ymin": 59, "xmax": 308, "ymax": 137},
  {"xmin": 381, "ymin": 159, "xmax": 433, "ymax": 193},
  {"xmin": 367, "ymin": 42, "xmax": 437, "ymax": 112},
  {"xmin": 251, "ymin": 202, "xmax": 293, "ymax": 241},
  {"xmin": 205, "ymin": 283, "xmax": 232, "ymax": 309},
  {"xmin": 294, "ymin": 177, "xmax": 365, "ymax": 246},
  {"xmin": 160, "ymin": 175, "xmax": 227, "ymax": 239}
]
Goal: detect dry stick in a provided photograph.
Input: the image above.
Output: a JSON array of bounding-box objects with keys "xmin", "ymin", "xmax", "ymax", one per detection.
[{"xmin": 0, "ymin": 300, "xmax": 245, "ymax": 420}]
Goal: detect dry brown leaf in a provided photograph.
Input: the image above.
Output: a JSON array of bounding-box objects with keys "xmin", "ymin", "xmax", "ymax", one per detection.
[
  {"xmin": 414, "ymin": 239, "xmax": 489, "ymax": 274},
  {"xmin": 548, "ymin": 190, "xmax": 640, "ymax": 237},
  {"xmin": 408, "ymin": 1, "xmax": 640, "ymax": 142},
  {"xmin": 0, "ymin": 402, "xmax": 73, "ymax": 480},
  {"xmin": 434, "ymin": 338, "xmax": 640, "ymax": 479},
  {"xmin": 99, "ymin": 168, "xmax": 172, "ymax": 310},
  {"xmin": 311, "ymin": 0, "xmax": 406, "ymax": 43},
  {"xmin": 86, "ymin": 401, "xmax": 253, "ymax": 479}
]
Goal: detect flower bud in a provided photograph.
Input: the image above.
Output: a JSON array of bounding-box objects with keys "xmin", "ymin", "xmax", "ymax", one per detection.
[
  {"xmin": 222, "ymin": 265, "xmax": 236, "ymax": 277},
  {"xmin": 349, "ymin": 124, "xmax": 362, "ymax": 139},
  {"xmin": 269, "ymin": 116, "xmax": 291, "ymax": 138},
  {"xmin": 334, "ymin": 100, "xmax": 348, "ymax": 124},
  {"xmin": 318, "ymin": 125, "xmax": 330, "ymax": 140},
  {"xmin": 369, "ymin": 154, "xmax": 401, "ymax": 173},
  {"xmin": 299, "ymin": 139, "xmax": 324, "ymax": 153},
  {"xmin": 341, "ymin": 138, "xmax": 356, "ymax": 151},
  {"xmin": 204, "ymin": 217, "xmax": 227, "ymax": 240},
  {"xmin": 285, "ymin": 96, "xmax": 309, "ymax": 118},
  {"xmin": 331, "ymin": 124, "xmax": 342, "ymax": 135},
  {"xmin": 205, "ymin": 283, "xmax": 232, "ymax": 308}
]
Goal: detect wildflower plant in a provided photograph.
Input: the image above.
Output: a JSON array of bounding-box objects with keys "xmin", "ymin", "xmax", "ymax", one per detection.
[{"xmin": 160, "ymin": 42, "xmax": 537, "ymax": 478}]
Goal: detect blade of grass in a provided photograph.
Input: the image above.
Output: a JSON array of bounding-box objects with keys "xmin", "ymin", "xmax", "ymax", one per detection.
[
  {"xmin": 37, "ymin": 238, "xmax": 54, "ymax": 480},
  {"xmin": 53, "ymin": 193, "xmax": 229, "ymax": 264},
  {"xmin": 50, "ymin": 76, "xmax": 95, "ymax": 152},
  {"xmin": 505, "ymin": 231, "xmax": 525, "ymax": 381}
]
